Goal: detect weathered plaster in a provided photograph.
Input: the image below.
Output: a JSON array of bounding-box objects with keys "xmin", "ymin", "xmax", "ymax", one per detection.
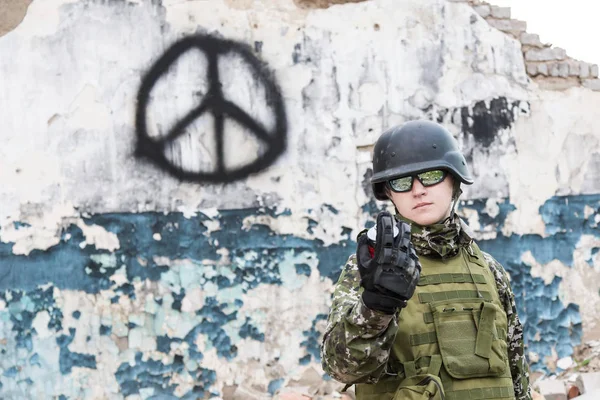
[{"xmin": 1, "ymin": 0, "xmax": 599, "ymax": 397}]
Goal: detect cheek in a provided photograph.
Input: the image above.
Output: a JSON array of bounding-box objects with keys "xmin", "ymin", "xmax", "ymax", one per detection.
[
  {"xmin": 441, "ymin": 180, "xmax": 455, "ymax": 203},
  {"xmin": 390, "ymin": 192, "xmax": 412, "ymax": 214},
  {"xmin": 432, "ymin": 182, "xmax": 455, "ymax": 210}
]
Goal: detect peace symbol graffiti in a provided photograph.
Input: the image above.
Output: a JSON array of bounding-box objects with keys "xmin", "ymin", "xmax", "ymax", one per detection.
[{"xmin": 135, "ymin": 34, "xmax": 288, "ymax": 183}]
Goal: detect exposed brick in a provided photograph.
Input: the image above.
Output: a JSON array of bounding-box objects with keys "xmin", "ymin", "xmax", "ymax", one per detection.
[
  {"xmin": 537, "ymin": 63, "xmax": 548, "ymax": 76},
  {"xmin": 526, "ymin": 63, "xmax": 537, "ymax": 76},
  {"xmin": 580, "ymin": 62, "xmax": 590, "ymax": 78},
  {"xmin": 486, "ymin": 18, "xmax": 527, "ymax": 34},
  {"xmin": 525, "ymin": 47, "xmax": 567, "ymax": 62},
  {"xmin": 535, "ymin": 77, "xmax": 580, "ymax": 91},
  {"xmin": 486, "ymin": 18, "xmax": 509, "ymax": 31},
  {"xmin": 591, "ymin": 64, "xmax": 599, "ymax": 78},
  {"xmin": 490, "ymin": 5, "xmax": 511, "ymax": 19},
  {"xmin": 568, "ymin": 62, "xmax": 580, "ymax": 76},
  {"xmin": 510, "ymin": 20, "xmax": 526, "ymax": 33},
  {"xmin": 558, "ymin": 62, "xmax": 570, "ymax": 77},
  {"xmin": 583, "ymin": 79, "xmax": 600, "ymax": 91},
  {"xmin": 520, "ymin": 32, "xmax": 544, "ymax": 48},
  {"xmin": 473, "ymin": 5, "xmax": 490, "ymax": 18},
  {"xmin": 548, "ymin": 62, "xmax": 569, "ymax": 78}
]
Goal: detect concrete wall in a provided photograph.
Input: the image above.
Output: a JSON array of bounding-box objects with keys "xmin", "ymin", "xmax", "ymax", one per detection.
[{"xmin": 0, "ymin": 0, "xmax": 599, "ymax": 398}]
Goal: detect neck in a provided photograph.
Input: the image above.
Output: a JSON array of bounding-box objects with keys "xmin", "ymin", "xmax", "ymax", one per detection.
[{"xmin": 395, "ymin": 212, "xmax": 471, "ymax": 259}]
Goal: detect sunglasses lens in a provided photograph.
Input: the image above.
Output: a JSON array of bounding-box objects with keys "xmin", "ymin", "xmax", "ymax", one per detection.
[
  {"xmin": 418, "ymin": 170, "xmax": 445, "ymax": 186},
  {"xmin": 389, "ymin": 176, "xmax": 413, "ymax": 192}
]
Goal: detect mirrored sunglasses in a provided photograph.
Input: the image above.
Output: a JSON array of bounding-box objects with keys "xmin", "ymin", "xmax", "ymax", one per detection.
[{"xmin": 387, "ymin": 170, "xmax": 447, "ymax": 193}]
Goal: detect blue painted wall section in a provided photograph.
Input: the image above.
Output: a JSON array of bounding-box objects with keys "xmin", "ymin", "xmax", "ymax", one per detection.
[
  {"xmin": 57, "ymin": 328, "xmax": 97, "ymax": 374},
  {"xmin": 1, "ymin": 287, "xmax": 63, "ymax": 352},
  {"xmin": 0, "ymin": 207, "xmax": 354, "ymax": 397},
  {"xmin": 300, "ymin": 313, "xmax": 328, "ymax": 365},
  {"xmin": 114, "ymin": 352, "xmax": 207, "ymax": 398},
  {"xmin": 462, "ymin": 194, "xmax": 600, "ymax": 372},
  {"xmin": 0, "ymin": 195, "xmax": 598, "ymax": 395}
]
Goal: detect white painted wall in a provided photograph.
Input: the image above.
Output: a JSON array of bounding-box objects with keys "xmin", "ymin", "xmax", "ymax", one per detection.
[{"xmin": 0, "ymin": 0, "xmax": 599, "ymax": 397}]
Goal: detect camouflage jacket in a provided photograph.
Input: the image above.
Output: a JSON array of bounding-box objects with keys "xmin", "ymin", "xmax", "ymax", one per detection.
[{"xmin": 320, "ymin": 215, "xmax": 532, "ymax": 400}]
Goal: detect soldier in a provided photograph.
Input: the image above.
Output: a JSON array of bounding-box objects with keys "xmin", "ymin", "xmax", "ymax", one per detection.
[{"xmin": 321, "ymin": 120, "xmax": 532, "ymax": 400}]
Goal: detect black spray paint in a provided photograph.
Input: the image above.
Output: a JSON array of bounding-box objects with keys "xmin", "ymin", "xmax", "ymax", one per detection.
[
  {"xmin": 135, "ymin": 34, "xmax": 287, "ymax": 183},
  {"xmin": 460, "ymin": 97, "xmax": 522, "ymax": 148}
]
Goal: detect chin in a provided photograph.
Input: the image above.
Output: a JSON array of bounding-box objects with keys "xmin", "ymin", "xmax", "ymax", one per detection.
[{"xmin": 408, "ymin": 213, "xmax": 443, "ymax": 226}]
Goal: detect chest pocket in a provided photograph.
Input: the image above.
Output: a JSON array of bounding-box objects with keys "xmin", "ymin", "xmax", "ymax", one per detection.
[{"xmin": 430, "ymin": 299, "xmax": 507, "ymax": 379}]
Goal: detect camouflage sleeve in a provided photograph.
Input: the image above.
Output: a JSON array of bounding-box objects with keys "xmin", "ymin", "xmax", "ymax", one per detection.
[
  {"xmin": 320, "ymin": 254, "xmax": 400, "ymax": 384},
  {"xmin": 483, "ymin": 251, "xmax": 532, "ymax": 400}
]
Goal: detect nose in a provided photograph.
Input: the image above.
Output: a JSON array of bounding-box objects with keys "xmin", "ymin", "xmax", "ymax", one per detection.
[{"xmin": 412, "ymin": 179, "xmax": 427, "ymax": 196}]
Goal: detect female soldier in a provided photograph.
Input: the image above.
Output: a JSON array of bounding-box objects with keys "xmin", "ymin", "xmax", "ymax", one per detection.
[{"xmin": 321, "ymin": 120, "xmax": 531, "ymax": 400}]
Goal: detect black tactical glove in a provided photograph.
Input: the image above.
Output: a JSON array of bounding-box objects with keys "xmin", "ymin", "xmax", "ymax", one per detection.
[{"xmin": 357, "ymin": 211, "xmax": 421, "ymax": 314}]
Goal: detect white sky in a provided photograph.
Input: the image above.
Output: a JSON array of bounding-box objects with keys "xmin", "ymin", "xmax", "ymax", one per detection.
[{"xmin": 490, "ymin": 0, "xmax": 600, "ymax": 65}]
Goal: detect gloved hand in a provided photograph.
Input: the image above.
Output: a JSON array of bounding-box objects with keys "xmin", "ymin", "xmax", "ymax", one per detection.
[{"xmin": 357, "ymin": 211, "xmax": 421, "ymax": 314}]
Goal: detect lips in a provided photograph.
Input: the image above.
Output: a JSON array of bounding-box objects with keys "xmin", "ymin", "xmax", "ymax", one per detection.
[{"xmin": 414, "ymin": 202, "xmax": 432, "ymax": 209}]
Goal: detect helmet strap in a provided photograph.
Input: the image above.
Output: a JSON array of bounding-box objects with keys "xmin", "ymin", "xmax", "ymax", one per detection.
[{"xmin": 450, "ymin": 182, "xmax": 463, "ymax": 217}]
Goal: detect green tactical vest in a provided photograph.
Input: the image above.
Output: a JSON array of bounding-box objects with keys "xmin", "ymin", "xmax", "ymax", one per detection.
[{"xmin": 355, "ymin": 243, "xmax": 515, "ymax": 400}]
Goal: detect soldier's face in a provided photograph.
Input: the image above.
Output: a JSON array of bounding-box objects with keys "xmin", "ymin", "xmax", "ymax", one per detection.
[{"xmin": 388, "ymin": 173, "xmax": 455, "ymax": 226}]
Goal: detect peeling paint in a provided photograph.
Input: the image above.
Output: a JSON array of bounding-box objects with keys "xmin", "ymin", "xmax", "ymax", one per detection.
[
  {"xmin": 1, "ymin": 0, "xmax": 600, "ymax": 396},
  {"xmin": 0, "ymin": 196, "xmax": 596, "ymax": 394},
  {"xmin": 473, "ymin": 194, "xmax": 600, "ymax": 372}
]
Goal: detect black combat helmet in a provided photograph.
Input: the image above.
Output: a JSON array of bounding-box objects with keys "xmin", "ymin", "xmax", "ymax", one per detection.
[{"xmin": 371, "ymin": 120, "xmax": 474, "ymax": 200}]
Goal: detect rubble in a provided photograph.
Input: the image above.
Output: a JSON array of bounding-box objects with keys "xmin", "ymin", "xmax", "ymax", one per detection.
[
  {"xmin": 263, "ymin": 366, "xmax": 356, "ymax": 400},
  {"xmin": 558, "ymin": 340, "xmax": 600, "ymax": 376},
  {"xmin": 532, "ymin": 340, "xmax": 600, "ymax": 399},
  {"xmin": 536, "ymin": 379, "xmax": 567, "ymax": 400}
]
